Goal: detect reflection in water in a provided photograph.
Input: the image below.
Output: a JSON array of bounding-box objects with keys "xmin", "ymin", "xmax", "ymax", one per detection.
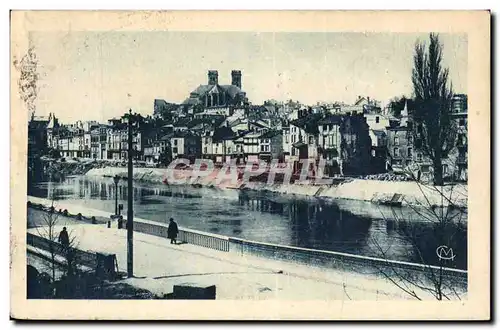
[{"xmin": 29, "ymin": 175, "xmax": 467, "ymax": 269}]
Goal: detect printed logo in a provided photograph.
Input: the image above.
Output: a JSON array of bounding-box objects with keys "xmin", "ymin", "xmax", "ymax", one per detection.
[{"xmin": 436, "ymin": 245, "xmax": 456, "ymax": 261}]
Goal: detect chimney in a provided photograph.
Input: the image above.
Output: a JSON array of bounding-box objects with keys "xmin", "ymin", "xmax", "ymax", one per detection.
[
  {"xmin": 231, "ymin": 70, "xmax": 242, "ymax": 88},
  {"xmin": 208, "ymin": 70, "xmax": 218, "ymax": 85}
]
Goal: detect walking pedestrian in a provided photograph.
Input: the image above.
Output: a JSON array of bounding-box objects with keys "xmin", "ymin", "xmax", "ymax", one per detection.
[
  {"xmin": 58, "ymin": 227, "xmax": 70, "ymax": 247},
  {"xmin": 167, "ymin": 218, "xmax": 179, "ymax": 245}
]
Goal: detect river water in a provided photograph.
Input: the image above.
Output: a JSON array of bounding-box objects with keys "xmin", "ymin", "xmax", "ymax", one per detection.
[{"xmin": 28, "ymin": 175, "xmax": 467, "ymax": 270}]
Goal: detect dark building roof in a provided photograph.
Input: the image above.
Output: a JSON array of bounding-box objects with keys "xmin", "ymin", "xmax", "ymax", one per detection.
[
  {"xmin": 183, "ymin": 84, "xmax": 246, "ymax": 105},
  {"xmin": 290, "ymin": 113, "xmax": 323, "ymax": 134},
  {"xmin": 174, "ymin": 117, "xmax": 192, "ymax": 127},
  {"xmin": 212, "ymin": 126, "xmax": 236, "ymax": 142},
  {"xmin": 183, "ymin": 98, "xmax": 202, "ymax": 106},
  {"xmin": 221, "ymin": 85, "xmax": 243, "ymax": 98},
  {"xmin": 154, "ymin": 99, "xmax": 178, "ymax": 115},
  {"xmin": 188, "ymin": 116, "xmax": 225, "ymax": 130},
  {"xmin": 172, "ymin": 130, "xmax": 200, "ymax": 139},
  {"xmin": 318, "ymin": 115, "xmax": 342, "ymax": 125}
]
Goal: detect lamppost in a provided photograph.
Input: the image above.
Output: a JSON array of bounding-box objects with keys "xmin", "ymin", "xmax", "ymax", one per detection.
[
  {"xmin": 121, "ymin": 109, "xmax": 144, "ymax": 278},
  {"xmin": 113, "ymin": 175, "xmax": 120, "ymax": 216}
]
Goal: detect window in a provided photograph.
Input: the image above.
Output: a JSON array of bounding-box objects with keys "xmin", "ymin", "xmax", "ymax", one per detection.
[
  {"xmin": 417, "ymin": 153, "xmax": 423, "ymax": 162},
  {"xmin": 415, "ymin": 138, "xmax": 422, "ymax": 148},
  {"xmin": 261, "ymin": 145, "xmax": 265, "ymax": 152},
  {"xmin": 459, "ymin": 118, "xmax": 466, "ymax": 126},
  {"xmin": 442, "ymin": 164, "xmax": 449, "ymax": 175},
  {"xmin": 291, "ymin": 148, "xmax": 296, "ymax": 156},
  {"xmin": 328, "ymin": 135, "xmax": 335, "ymax": 146},
  {"xmin": 407, "ymin": 147, "xmax": 412, "ymax": 158},
  {"xmin": 173, "ymin": 147, "xmax": 178, "ymax": 154},
  {"xmin": 394, "ymin": 136, "xmax": 399, "ymax": 146},
  {"xmin": 204, "ymin": 147, "xmax": 207, "ymax": 154},
  {"xmin": 228, "ymin": 147, "xmax": 231, "ymax": 154},
  {"xmin": 285, "ymin": 135, "xmax": 289, "ymax": 143},
  {"xmin": 375, "ymin": 116, "xmax": 380, "ymax": 124},
  {"xmin": 291, "ymin": 135, "xmax": 296, "ymax": 143},
  {"xmin": 323, "ymin": 124, "xmax": 328, "ymax": 131},
  {"xmin": 309, "ymin": 136, "xmax": 314, "ymax": 145},
  {"xmin": 393, "ymin": 147, "xmax": 400, "ymax": 157},
  {"xmin": 408, "ymin": 135, "xmax": 413, "ymax": 144}
]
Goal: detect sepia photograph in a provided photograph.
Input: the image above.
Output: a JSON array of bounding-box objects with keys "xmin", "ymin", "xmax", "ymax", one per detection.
[{"xmin": 10, "ymin": 10, "xmax": 490, "ymax": 320}]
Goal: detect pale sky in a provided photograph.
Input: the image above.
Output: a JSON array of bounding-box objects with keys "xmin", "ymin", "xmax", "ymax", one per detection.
[{"xmin": 30, "ymin": 31, "xmax": 467, "ymax": 122}]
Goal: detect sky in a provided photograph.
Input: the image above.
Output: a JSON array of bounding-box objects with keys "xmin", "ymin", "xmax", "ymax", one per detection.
[{"xmin": 29, "ymin": 31, "xmax": 467, "ymax": 123}]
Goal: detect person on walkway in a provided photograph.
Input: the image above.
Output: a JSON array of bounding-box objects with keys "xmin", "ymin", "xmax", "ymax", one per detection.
[
  {"xmin": 58, "ymin": 227, "xmax": 70, "ymax": 247},
  {"xmin": 167, "ymin": 218, "xmax": 179, "ymax": 244}
]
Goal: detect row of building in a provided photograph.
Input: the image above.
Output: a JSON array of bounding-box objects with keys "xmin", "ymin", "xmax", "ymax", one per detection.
[{"xmin": 29, "ymin": 70, "xmax": 468, "ymax": 181}]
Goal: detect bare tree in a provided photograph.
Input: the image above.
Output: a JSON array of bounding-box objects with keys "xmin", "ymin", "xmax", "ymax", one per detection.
[
  {"xmin": 411, "ymin": 33, "xmax": 457, "ymax": 186},
  {"xmin": 370, "ymin": 172, "xmax": 467, "ymax": 300},
  {"xmin": 367, "ymin": 33, "xmax": 467, "ymax": 300},
  {"xmin": 34, "ymin": 200, "xmax": 79, "ymax": 282},
  {"xmin": 34, "ymin": 201, "xmax": 59, "ymax": 282}
]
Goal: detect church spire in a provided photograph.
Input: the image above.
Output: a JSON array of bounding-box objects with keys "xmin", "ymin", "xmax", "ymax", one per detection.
[{"xmin": 400, "ymin": 100, "xmax": 408, "ymax": 127}]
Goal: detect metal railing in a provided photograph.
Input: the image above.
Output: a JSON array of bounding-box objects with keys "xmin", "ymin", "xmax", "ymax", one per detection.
[
  {"xmin": 27, "ymin": 232, "xmax": 116, "ymax": 278},
  {"xmin": 27, "ymin": 202, "xmax": 466, "ymax": 283},
  {"xmin": 178, "ymin": 230, "xmax": 229, "ymax": 252},
  {"xmin": 133, "ymin": 220, "xmax": 229, "ymax": 252}
]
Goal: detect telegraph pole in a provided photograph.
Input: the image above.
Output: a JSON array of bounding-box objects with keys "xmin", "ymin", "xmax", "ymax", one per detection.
[{"xmin": 126, "ymin": 109, "xmax": 134, "ymax": 278}]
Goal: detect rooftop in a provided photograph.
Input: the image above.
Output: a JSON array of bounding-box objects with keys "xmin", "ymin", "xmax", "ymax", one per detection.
[{"xmin": 290, "ymin": 113, "xmax": 323, "ymax": 134}]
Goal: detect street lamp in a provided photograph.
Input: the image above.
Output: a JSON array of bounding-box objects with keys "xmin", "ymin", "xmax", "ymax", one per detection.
[
  {"xmin": 121, "ymin": 109, "xmax": 144, "ymax": 278},
  {"xmin": 113, "ymin": 175, "xmax": 120, "ymax": 216}
]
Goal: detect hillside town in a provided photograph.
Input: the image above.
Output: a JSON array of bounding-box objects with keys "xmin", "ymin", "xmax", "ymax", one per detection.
[{"xmin": 28, "ymin": 70, "xmax": 468, "ymax": 184}]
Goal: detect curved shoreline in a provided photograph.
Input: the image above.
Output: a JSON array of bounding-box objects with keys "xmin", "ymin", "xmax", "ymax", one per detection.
[{"xmin": 85, "ymin": 166, "xmax": 468, "ymax": 210}]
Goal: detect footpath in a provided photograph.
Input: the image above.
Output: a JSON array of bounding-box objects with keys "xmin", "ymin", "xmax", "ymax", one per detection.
[{"xmin": 26, "ymin": 197, "xmax": 459, "ymax": 300}]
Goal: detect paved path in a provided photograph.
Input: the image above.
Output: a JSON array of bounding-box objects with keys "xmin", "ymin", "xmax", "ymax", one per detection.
[
  {"xmin": 27, "ymin": 196, "xmax": 462, "ymax": 300},
  {"xmin": 27, "ymin": 221, "xmax": 428, "ymax": 300}
]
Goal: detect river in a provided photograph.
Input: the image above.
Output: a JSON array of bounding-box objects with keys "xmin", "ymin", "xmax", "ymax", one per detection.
[{"xmin": 28, "ymin": 175, "xmax": 467, "ymax": 270}]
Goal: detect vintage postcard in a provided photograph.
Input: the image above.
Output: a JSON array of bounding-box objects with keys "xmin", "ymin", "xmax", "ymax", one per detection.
[{"xmin": 10, "ymin": 10, "xmax": 490, "ymax": 320}]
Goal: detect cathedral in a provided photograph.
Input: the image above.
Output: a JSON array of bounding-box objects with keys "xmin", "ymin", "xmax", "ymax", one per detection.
[{"xmin": 183, "ymin": 70, "xmax": 248, "ymax": 110}]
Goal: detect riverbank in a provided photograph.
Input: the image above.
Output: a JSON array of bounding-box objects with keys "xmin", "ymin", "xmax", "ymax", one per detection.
[
  {"xmin": 26, "ymin": 203, "xmax": 466, "ymax": 301},
  {"xmin": 85, "ymin": 166, "xmax": 468, "ymax": 209}
]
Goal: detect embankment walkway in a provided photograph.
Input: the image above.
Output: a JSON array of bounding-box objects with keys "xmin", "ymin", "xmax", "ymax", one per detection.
[{"xmin": 27, "ymin": 196, "xmax": 466, "ymax": 300}]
